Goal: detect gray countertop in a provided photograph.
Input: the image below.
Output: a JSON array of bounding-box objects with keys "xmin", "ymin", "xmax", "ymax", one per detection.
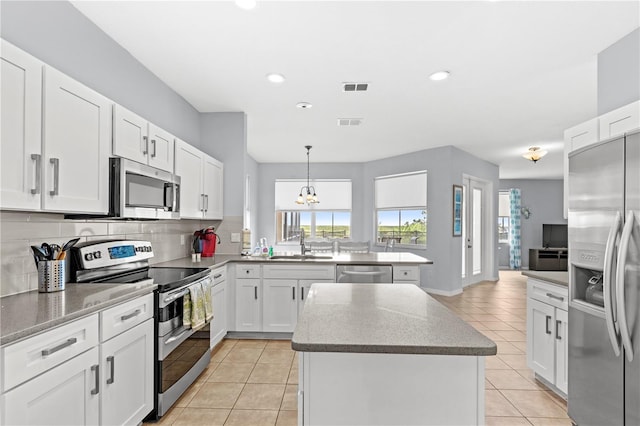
[
  {"xmin": 0, "ymin": 282, "xmax": 157, "ymax": 346},
  {"xmin": 521, "ymin": 270, "xmax": 569, "ymax": 287},
  {"xmin": 292, "ymin": 283, "xmax": 497, "ymax": 356},
  {"xmin": 155, "ymin": 252, "xmax": 432, "ymax": 269}
]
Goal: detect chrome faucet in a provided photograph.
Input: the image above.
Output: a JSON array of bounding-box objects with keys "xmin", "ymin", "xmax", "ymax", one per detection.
[{"xmin": 300, "ymin": 229, "xmax": 310, "ymax": 255}]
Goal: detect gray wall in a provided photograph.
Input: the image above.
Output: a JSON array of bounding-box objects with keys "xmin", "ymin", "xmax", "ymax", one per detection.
[
  {"xmin": 257, "ymin": 146, "xmax": 499, "ymax": 295},
  {"xmin": 499, "ymin": 179, "xmax": 566, "ymax": 269},
  {"xmin": 598, "ymin": 28, "xmax": 640, "ymax": 116},
  {"xmin": 0, "ymin": 1, "xmax": 202, "ymax": 145}
]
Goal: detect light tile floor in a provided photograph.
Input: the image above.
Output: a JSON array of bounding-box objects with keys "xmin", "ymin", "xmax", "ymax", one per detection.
[{"xmin": 150, "ymin": 270, "xmax": 570, "ymax": 425}]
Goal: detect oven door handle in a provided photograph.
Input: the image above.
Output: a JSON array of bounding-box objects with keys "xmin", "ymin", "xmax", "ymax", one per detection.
[
  {"xmin": 163, "ymin": 288, "xmax": 190, "ymax": 304},
  {"xmin": 165, "ymin": 329, "xmax": 190, "ymax": 345}
]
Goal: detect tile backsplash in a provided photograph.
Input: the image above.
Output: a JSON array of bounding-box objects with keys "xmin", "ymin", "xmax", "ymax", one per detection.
[{"xmin": 0, "ymin": 211, "xmax": 243, "ymax": 297}]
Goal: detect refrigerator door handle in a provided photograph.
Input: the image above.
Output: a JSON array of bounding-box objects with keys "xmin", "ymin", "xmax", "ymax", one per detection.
[
  {"xmin": 616, "ymin": 210, "xmax": 635, "ymax": 362},
  {"xmin": 603, "ymin": 211, "xmax": 622, "ymax": 357}
]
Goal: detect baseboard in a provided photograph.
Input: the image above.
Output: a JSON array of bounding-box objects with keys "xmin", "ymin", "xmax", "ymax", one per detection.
[{"xmin": 422, "ymin": 287, "xmax": 463, "ymax": 297}]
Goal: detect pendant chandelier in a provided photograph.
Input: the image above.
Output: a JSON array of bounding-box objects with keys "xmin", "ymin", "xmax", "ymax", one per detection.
[
  {"xmin": 296, "ymin": 145, "xmax": 319, "ymax": 205},
  {"xmin": 522, "ymin": 146, "xmax": 548, "ymax": 163}
]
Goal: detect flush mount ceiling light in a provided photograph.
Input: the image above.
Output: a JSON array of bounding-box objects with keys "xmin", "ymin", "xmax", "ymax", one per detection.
[
  {"xmin": 296, "ymin": 145, "xmax": 319, "ymax": 205},
  {"xmin": 429, "ymin": 71, "xmax": 451, "ymax": 81},
  {"xmin": 235, "ymin": 0, "xmax": 257, "ymax": 10},
  {"xmin": 266, "ymin": 73, "xmax": 285, "ymax": 84},
  {"xmin": 522, "ymin": 147, "xmax": 548, "ymax": 163},
  {"xmin": 296, "ymin": 102, "xmax": 313, "ymax": 109}
]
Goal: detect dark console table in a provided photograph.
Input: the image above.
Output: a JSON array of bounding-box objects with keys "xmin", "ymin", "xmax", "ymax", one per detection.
[{"xmin": 529, "ymin": 248, "xmax": 568, "ymax": 271}]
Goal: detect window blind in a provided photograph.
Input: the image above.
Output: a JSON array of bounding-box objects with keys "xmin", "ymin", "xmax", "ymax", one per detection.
[{"xmin": 374, "ymin": 171, "xmax": 427, "ymax": 209}]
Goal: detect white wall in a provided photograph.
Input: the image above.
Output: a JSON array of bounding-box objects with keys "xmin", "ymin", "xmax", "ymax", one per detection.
[
  {"xmin": 499, "ymin": 179, "xmax": 566, "ymax": 269},
  {"xmin": 598, "ymin": 28, "xmax": 640, "ymax": 116}
]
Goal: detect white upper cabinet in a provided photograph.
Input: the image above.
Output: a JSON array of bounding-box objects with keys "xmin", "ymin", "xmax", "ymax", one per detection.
[
  {"xmin": 174, "ymin": 138, "xmax": 224, "ymax": 220},
  {"xmin": 563, "ymin": 118, "xmax": 599, "ymax": 218},
  {"xmin": 42, "ymin": 66, "xmax": 111, "ymax": 214},
  {"xmin": 598, "ymin": 101, "xmax": 640, "ymax": 140},
  {"xmin": 113, "ymin": 105, "xmax": 174, "ymax": 173},
  {"xmin": 0, "ymin": 40, "xmax": 43, "ymax": 211}
]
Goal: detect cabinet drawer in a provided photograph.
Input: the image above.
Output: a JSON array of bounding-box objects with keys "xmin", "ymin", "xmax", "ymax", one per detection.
[
  {"xmin": 212, "ymin": 266, "xmax": 226, "ymax": 285},
  {"xmin": 528, "ymin": 279, "xmax": 568, "ymax": 311},
  {"xmin": 236, "ymin": 264, "xmax": 261, "ymax": 278},
  {"xmin": 100, "ymin": 293, "xmax": 154, "ymax": 342},
  {"xmin": 393, "ymin": 266, "xmax": 419, "ymax": 282},
  {"xmin": 263, "ymin": 265, "xmax": 335, "ymax": 280},
  {"xmin": 2, "ymin": 314, "xmax": 99, "ymax": 392}
]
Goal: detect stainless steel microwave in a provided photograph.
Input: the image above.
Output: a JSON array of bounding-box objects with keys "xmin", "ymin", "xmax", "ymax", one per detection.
[{"xmin": 109, "ymin": 157, "xmax": 180, "ymax": 219}]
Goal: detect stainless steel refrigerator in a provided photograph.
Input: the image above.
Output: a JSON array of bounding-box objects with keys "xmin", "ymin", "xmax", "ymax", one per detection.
[{"xmin": 567, "ymin": 129, "xmax": 639, "ymax": 425}]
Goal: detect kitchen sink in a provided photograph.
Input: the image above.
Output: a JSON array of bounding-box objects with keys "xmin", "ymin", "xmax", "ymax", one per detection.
[{"xmin": 269, "ymin": 254, "xmax": 333, "ymax": 260}]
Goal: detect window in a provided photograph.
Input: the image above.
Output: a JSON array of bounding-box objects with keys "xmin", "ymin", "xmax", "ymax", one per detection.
[
  {"xmin": 498, "ymin": 191, "xmax": 510, "ymax": 243},
  {"xmin": 375, "ymin": 171, "xmax": 427, "ymax": 247},
  {"xmin": 274, "ymin": 179, "xmax": 352, "ymax": 244},
  {"xmin": 276, "ymin": 211, "xmax": 351, "ymax": 243}
]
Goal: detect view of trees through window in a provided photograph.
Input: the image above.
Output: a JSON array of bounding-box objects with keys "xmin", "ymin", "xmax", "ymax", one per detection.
[
  {"xmin": 376, "ymin": 209, "xmax": 426, "ymax": 246},
  {"xmin": 276, "ymin": 211, "xmax": 351, "ymax": 243}
]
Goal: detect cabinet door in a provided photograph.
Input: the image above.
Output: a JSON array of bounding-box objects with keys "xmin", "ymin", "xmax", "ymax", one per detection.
[
  {"xmin": 2, "ymin": 347, "xmax": 100, "ymax": 426},
  {"xmin": 147, "ymin": 123, "xmax": 174, "ymax": 173},
  {"xmin": 263, "ymin": 279, "xmax": 298, "ymax": 332},
  {"xmin": 555, "ymin": 308, "xmax": 568, "ymax": 394},
  {"xmin": 211, "ymin": 281, "xmax": 227, "ymax": 347},
  {"xmin": 42, "ymin": 66, "xmax": 110, "ymax": 213},
  {"xmin": 101, "ymin": 319, "xmax": 154, "ymax": 426},
  {"xmin": 564, "ymin": 118, "xmax": 599, "ymax": 218},
  {"xmin": 298, "ymin": 279, "xmax": 333, "ymax": 316},
  {"xmin": 174, "ymin": 139, "xmax": 204, "ymax": 219},
  {"xmin": 236, "ymin": 279, "xmax": 262, "ymax": 332},
  {"xmin": 203, "ymin": 154, "xmax": 224, "ymax": 220},
  {"xmin": 112, "ymin": 105, "xmax": 149, "ymax": 165},
  {"xmin": 0, "ymin": 40, "xmax": 43, "ymax": 210},
  {"xmin": 599, "ymin": 101, "xmax": 640, "ymax": 140},
  {"xmin": 527, "ymin": 298, "xmax": 555, "ymax": 383}
]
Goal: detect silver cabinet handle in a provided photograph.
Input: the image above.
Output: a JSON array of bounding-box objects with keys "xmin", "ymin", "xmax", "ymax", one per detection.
[
  {"xmin": 106, "ymin": 355, "xmax": 115, "ymax": 384},
  {"xmin": 204, "ymin": 194, "xmax": 209, "ymax": 212},
  {"xmin": 546, "ymin": 293, "xmax": 564, "ymax": 302},
  {"xmin": 41, "ymin": 337, "xmax": 77, "ymax": 357},
  {"xmin": 254, "ymin": 286, "xmax": 258, "ymax": 300},
  {"xmin": 91, "ymin": 364, "xmax": 100, "ymax": 395},
  {"xmin": 301, "ymin": 287, "xmax": 305, "ymax": 300},
  {"xmin": 142, "ymin": 136, "xmax": 148, "ymax": 155},
  {"xmin": 200, "ymin": 193, "xmax": 205, "ymax": 212},
  {"xmin": 292, "ymin": 286, "xmax": 296, "ymax": 300},
  {"xmin": 151, "ymin": 139, "xmax": 157, "ymax": 158},
  {"xmin": 31, "ymin": 154, "xmax": 41, "ymax": 194},
  {"xmin": 213, "ymin": 274, "xmax": 223, "ymax": 279},
  {"xmin": 545, "ymin": 315, "xmax": 552, "ymax": 335},
  {"xmin": 120, "ymin": 309, "xmax": 141, "ymax": 321},
  {"xmin": 555, "ymin": 320, "xmax": 562, "ymax": 340},
  {"xmin": 49, "ymin": 158, "xmax": 59, "ymax": 196}
]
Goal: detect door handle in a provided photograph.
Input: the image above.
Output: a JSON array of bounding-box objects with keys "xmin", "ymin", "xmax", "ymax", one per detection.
[
  {"xmin": 41, "ymin": 337, "xmax": 77, "ymax": 357},
  {"xmin": 49, "ymin": 158, "xmax": 59, "ymax": 196},
  {"xmin": 545, "ymin": 315, "xmax": 552, "ymax": 335},
  {"xmin": 292, "ymin": 286, "xmax": 296, "ymax": 300},
  {"xmin": 120, "ymin": 309, "xmax": 141, "ymax": 321},
  {"xmin": 301, "ymin": 287, "xmax": 305, "ymax": 300},
  {"xmin": 106, "ymin": 355, "xmax": 115, "ymax": 384},
  {"xmin": 31, "ymin": 154, "xmax": 41, "ymax": 194},
  {"xmin": 142, "ymin": 136, "xmax": 149, "ymax": 155},
  {"xmin": 617, "ymin": 211, "xmax": 635, "ymax": 362},
  {"xmin": 604, "ymin": 211, "xmax": 622, "ymax": 357},
  {"xmin": 204, "ymin": 194, "xmax": 209, "ymax": 212},
  {"xmin": 555, "ymin": 320, "xmax": 562, "ymax": 340},
  {"xmin": 151, "ymin": 139, "xmax": 157, "ymax": 158},
  {"xmin": 546, "ymin": 293, "xmax": 565, "ymax": 302},
  {"xmin": 254, "ymin": 286, "xmax": 258, "ymax": 300},
  {"xmin": 91, "ymin": 364, "xmax": 100, "ymax": 395}
]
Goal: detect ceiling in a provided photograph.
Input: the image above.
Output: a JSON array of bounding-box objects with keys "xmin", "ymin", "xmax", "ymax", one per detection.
[{"xmin": 70, "ymin": 1, "xmax": 639, "ymax": 179}]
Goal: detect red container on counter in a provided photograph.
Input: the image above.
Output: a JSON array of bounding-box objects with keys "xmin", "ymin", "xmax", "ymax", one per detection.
[{"xmin": 200, "ymin": 229, "xmax": 220, "ymax": 257}]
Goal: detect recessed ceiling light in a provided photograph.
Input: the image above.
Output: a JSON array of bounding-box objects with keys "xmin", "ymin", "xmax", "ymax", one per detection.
[
  {"xmin": 296, "ymin": 102, "xmax": 312, "ymax": 109},
  {"xmin": 235, "ymin": 0, "xmax": 257, "ymax": 10},
  {"xmin": 429, "ymin": 71, "xmax": 451, "ymax": 81},
  {"xmin": 266, "ymin": 73, "xmax": 286, "ymax": 84}
]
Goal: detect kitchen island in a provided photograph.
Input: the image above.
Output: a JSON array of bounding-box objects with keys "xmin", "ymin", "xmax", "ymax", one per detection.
[{"xmin": 292, "ymin": 283, "xmax": 496, "ymax": 426}]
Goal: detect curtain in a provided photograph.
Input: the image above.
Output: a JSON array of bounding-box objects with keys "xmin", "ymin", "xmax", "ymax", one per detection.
[{"xmin": 509, "ymin": 188, "xmax": 522, "ymax": 269}]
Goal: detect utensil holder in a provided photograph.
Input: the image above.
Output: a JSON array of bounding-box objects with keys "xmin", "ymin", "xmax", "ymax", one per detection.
[{"xmin": 38, "ymin": 259, "xmax": 66, "ymax": 293}]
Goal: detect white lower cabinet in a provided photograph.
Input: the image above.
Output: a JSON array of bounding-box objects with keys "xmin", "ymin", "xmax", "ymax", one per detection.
[
  {"xmin": 526, "ymin": 278, "xmax": 568, "ymax": 395},
  {"xmin": 3, "ymin": 347, "xmax": 100, "ymax": 426},
  {"xmin": 392, "ymin": 265, "xmax": 420, "ymax": 285},
  {"xmin": 263, "ymin": 279, "xmax": 298, "ymax": 332},
  {"xmin": 211, "ymin": 267, "xmax": 228, "ymax": 346},
  {"xmin": 236, "ymin": 278, "xmax": 262, "ymax": 332},
  {"xmin": 0, "ymin": 294, "xmax": 154, "ymax": 426}
]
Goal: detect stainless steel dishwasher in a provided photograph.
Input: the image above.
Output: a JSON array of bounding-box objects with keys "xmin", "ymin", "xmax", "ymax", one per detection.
[{"xmin": 336, "ymin": 264, "xmax": 393, "ymax": 283}]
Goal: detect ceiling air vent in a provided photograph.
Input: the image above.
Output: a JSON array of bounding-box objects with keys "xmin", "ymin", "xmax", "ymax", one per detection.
[
  {"xmin": 342, "ymin": 82, "xmax": 368, "ymax": 92},
  {"xmin": 337, "ymin": 118, "xmax": 363, "ymax": 127}
]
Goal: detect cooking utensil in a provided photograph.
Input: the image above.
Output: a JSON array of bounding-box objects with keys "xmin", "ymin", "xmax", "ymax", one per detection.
[
  {"xmin": 31, "ymin": 245, "xmax": 48, "ymax": 266},
  {"xmin": 56, "ymin": 238, "xmax": 80, "ymax": 260},
  {"xmin": 41, "ymin": 243, "xmax": 53, "ymax": 260}
]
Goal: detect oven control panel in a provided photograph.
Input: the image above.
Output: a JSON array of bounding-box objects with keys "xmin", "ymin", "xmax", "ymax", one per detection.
[{"xmin": 73, "ymin": 240, "xmax": 154, "ymax": 269}]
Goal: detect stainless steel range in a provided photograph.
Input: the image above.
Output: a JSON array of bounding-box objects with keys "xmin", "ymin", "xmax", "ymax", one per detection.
[{"xmin": 70, "ymin": 239, "xmax": 213, "ymax": 419}]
